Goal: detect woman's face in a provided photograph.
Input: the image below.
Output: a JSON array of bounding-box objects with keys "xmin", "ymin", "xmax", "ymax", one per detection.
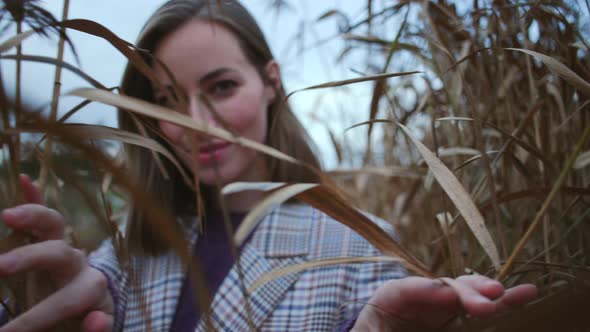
[{"xmin": 153, "ymin": 20, "xmax": 278, "ymax": 187}]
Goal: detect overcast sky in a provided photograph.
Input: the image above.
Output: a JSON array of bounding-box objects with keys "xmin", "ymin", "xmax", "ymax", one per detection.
[{"xmin": 2, "ymin": 0, "xmax": 401, "ymax": 168}]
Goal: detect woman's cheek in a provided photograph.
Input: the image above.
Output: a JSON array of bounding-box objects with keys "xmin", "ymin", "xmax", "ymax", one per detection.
[
  {"xmin": 220, "ymin": 99, "xmax": 264, "ymax": 133},
  {"xmin": 158, "ymin": 120, "xmax": 184, "ymax": 142}
]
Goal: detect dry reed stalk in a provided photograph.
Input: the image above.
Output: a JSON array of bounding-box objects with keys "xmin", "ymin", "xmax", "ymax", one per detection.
[{"xmin": 38, "ymin": 0, "xmax": 69, "ymax": 191}]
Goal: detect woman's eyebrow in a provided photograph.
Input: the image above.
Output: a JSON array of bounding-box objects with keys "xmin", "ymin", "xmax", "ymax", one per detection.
[
  {"xmin": 199, "ymin": 67, "xmax": 234, "ymax": 84},
  {"xmin": 154, "ymin": 85, "xmax": 175, "ymax": 96}
]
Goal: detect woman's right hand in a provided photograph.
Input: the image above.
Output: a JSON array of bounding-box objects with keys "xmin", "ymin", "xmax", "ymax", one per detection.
[{"xmin": 0, "ymin": 175, "xmax": 114, "ymax": 332}]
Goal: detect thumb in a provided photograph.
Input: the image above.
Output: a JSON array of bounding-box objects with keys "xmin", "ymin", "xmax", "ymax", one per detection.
[
  {"xmin": 19, "ymin": 174, "xmax": 43, "ymax": 204},
  {"xmin": 82, "ymin": 310, "xmax": 113, "ymax": 332}
]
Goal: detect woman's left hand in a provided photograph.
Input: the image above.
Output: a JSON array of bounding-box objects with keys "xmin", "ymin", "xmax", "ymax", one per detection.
[{"xmin": 351, "ymin": 275, "xmax": 537, "ymax": 331}]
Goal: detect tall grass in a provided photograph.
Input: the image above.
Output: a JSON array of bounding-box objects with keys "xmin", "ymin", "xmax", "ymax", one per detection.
[
  {"xmin": 318, "ymin": 0, "xmax": 590, "ymax": 329},
  {"xmin": 0, "ymin": 0, "xmax": 588, "ymax": 331}
]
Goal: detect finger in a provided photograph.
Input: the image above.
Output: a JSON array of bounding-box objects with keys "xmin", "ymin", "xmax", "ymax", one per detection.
[
  {"xmin": 373, "ymin": 277, "xmax": 462, "ymax": 328},
  {"xmin": 19, "ymin": 174, "xmax": 42, "ymax": 204},
  {"xmin": 0, "ymin": 240, "xmax": 85, "ymax": 283},
  {"xmin": 498, "ymin": 284, "xmax": 538, "ymax": 308},
  {"xmin": 0, "ymin": 267, "xmax": 108, "ymax": 332},
  {"xmin": 1, "ymin": 204, "xmax": 65, "ymax": 240},
  {"xmin": 398, "ymin": 277, "xmax": 459, "ymax": 306},
  {"xmin": 456, "ymin": 275, "xmax": 505, "ymax": 300},
  {"xmin": 441, "ymin": 277, "xmax": 497, "ymax": 317},
  {"xmin": 82, "ymin": 311, "xmax": 113, "ymax": 332}
]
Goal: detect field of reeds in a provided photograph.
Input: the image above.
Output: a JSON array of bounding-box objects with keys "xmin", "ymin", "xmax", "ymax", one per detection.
[{"xmin": 0, "ymin": 0, "xmax": 589, "ymax": 331}]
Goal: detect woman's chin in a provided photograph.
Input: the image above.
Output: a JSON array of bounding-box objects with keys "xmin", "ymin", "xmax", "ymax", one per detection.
[{"xmin": 196, "ymin": 166, "xmax": 239, "ymax": 188}]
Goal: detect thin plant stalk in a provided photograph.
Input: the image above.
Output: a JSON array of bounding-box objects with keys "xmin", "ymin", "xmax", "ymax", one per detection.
[
  {"xmin": 13, "ymin": 21, "xmax": 23, "ymax": 203},
  {"xmin": 39, "ymin": 0, "xmax": 70, "ymax": 191},
  {"xmin": 497, "ymin": 125, "xmax": 590, "ymax": 280}
]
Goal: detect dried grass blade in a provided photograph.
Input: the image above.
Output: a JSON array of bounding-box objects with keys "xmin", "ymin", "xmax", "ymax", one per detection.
[
  {"xmin": 249, "ymin": 256, "xmax": 403, "ymax": 293},
  {"xmin": 574, "ymin": 150, "xmax": 590, "ymax": 170},
  {"xmin": 316, "ymin": 9, "xmax": 343, "ymax": 21},
  {"xmin": 327, "ymin": 166, "xmax": 424, "ymax": 179},
  {"xmin": 506, "ymin": 48, "xmax": 590, "ymax": 96},
  {"xmin": 68, "ymin": 88, "xmax": 299, "ymax": 165},
  {"xmin": 60, "ymin": 19, "xmax": 161, "ymax": 86},
  {"xmin": 497, "ymin": 125, "xmax": 590, "ymax": 280},
  {"xmin": 345, "ymin": 119, "xmax": 393, "ymax": 132},
  {"xmin": 435, "ymin": 117, "xmax": 473, "ymax": 122},
  {"xmin": 223, "ymin": 181, "xmax": 431, "ymax": 277},
  {"xmin": 285, "ymin": 71, "xmax": 421, "ymax": 100},
  {"xmin": 486, "ymin": 122, "xmax": 552, "ymax": 167},
  {"xmin": 231, "ymin": 183, "xmax": 318, "ymax": 246},
  {"xmin": 59, "ymin": 124, "xmax": 192, "ymax": 186},
  {"xmin": 0, "ymin": 54, "xmax": 105, "ymax": 88},
  {"xmin": 397, "ymin": 122, "xmax": 501, "ymax": 269},
  {"xmin": 222, "ymin": 182, "xmax": 286, "ymax": 195},
  {"xmin": 0, "ymin": 30, "xmax": 34, "ymax": 53},
  {"xmin": 479, "ymin": 187, "xmax": 590, "ymax": 215},
  {"xmin": 295, "ymin": 185, "xmax": 432, "ymax": 277}
]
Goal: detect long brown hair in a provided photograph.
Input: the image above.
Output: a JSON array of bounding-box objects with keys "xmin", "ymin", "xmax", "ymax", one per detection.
[{"xmin": 119, "ymin": 0, "xmax": 322, "ymax": 254}]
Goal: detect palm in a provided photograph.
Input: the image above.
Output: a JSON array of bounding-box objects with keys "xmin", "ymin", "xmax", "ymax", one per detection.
[{"xmin": 353, "ymin": 276, "xmax": 537, "ymax": 332}]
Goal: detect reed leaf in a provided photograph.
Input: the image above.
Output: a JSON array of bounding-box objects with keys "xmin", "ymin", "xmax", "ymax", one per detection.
[
  {"xmin": 506, "ymin": 48, "xmax": 590, "ymax": 96},
  {"xmin": 497, "ymin": 125, "xmax": 590, "ymax": 280},
  {"xmin": 229, "ymin": 183, "xmax": 317, "ymax": 246},
  {"xmin": 68, "ymin": 88, "xmax": 300, "ymax": 165},
  {"xmin": 285, "ymin": 71, "xmax": 421, "ymax": 100},
  {"xmin": 0, "ymin": 29, "xmax": 34, "ymax": 53},
  {"xmin": 249, "ymin": 256, "xmax": 403, "ymax": 293},
  {"xmin": 396, "ymin": 122, "xmax": 501, "ymax": 269},
  {"xmin": 222, "ymin": 181, "xmax": 432, "ymax": 277},
  {"xmin": 20, "ymin": 124, "xmax": 192, "ymax": 186},
  {"xmin": 0, "ymin": 54, "xmax": 105, "ymax": 88}
]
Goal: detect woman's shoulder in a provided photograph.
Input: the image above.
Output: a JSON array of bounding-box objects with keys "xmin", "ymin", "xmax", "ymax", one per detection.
[{"xmin": 256, "ymin": 203, "xmax": 397, "ymax": 260}]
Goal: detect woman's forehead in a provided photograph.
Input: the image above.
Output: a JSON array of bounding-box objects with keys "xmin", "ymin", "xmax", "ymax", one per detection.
[
  {"xmin": 152, "ymin": 20, "xmax": 252, "ymax": 80},
  {"xmin": 156, "ymin": 20, "xmax": 243, "ymax": 57}
]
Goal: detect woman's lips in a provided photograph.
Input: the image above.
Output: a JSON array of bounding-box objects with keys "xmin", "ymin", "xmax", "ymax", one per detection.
[{"xmin": 198, "ymin": 141, "xmax": 231, "ymax": 165}]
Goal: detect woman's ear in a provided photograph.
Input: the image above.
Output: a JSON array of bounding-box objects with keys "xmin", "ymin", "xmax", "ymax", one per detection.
[{"xmin": 264, "ymin": 60, "xmax": 281, "ymax": 100}]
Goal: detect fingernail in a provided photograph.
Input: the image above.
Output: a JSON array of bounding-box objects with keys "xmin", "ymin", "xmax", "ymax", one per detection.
[
  {"xmin": 485, "ymin": 280, "xmax": 502, "ymax": 288},
  {"xmin": 2, "ymin": 206, "xmax": 27, "ymax": 219},
  {"xmin": 471, "ymin": 294, "xmax": 491, "ymax": 303}
]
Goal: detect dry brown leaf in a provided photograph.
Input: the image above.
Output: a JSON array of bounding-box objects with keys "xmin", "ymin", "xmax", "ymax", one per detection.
[
  {"xmin": 59, "ymin": 124, "xmax": 192, "ymax": 186},
  {"xmin": 397, "ymin": 122, "xmax": 501, "ymax": 269},
  {"xmin": 327, "ymin": 166, "xmax": 423, "ymax": 179},
  {"xmin": 507, "ymin": 48, "xmax": 590, "ymax": 96},
  {"xmin": 223, "ymin": 181, "xmax": 432, "ymax": 277},
  {"xmin": 68, "ymin": 88, "xmax": 299, "ymax": 165},
  {"xmin": 0, "ymin": 30, "xmax": 34, "ymax": 53},
  {"xmin": 435, "ymin": 117, "xmax": 473, "ymax": 122},
  {"xmin": 0, "ymin": 54, "xmax": 105, "ymax": 89},
  {"xmin": 286, "ymin": 71, "xmax": 421, "ymax": 100},
  {"xmin": 226, "ymin": 183, "xmax": 318, "ymax": 246},
  {"xmin": 249, "ymin": 256, "xmax": 403, "ymax": 293}
]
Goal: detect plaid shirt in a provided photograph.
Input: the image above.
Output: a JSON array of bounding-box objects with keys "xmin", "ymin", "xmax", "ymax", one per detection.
[{"xmin": 89, "ymin": 203, "xmax": 407, "ymax": 331}]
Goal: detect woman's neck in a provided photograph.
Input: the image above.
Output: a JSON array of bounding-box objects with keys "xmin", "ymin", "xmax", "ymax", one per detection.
[
  {"xmin": 203, "ymin": 186, "xmax": 265, "ymax": 214},
  {"xmin": 220, "ymin": 190, "xmax": 265, "ymax": 213}
]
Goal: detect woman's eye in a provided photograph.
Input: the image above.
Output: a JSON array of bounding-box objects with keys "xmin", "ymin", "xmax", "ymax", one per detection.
[
  {"xmin": 155, "ymin": 95, "xmax": 170, "ymax": 106},
  {"xmin": 209, "ymin": 80, "xmax": 237, "ymax": 97}
]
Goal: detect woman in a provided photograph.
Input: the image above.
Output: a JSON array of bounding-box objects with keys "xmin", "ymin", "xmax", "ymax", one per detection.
[{"xmin": 0, "ymin": 1, "xmax": 537, "ymax": 331}]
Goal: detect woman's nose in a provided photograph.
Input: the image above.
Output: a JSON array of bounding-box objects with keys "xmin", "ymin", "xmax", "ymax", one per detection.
[{"xmin": 187, "ymin": 95, "xmax": 217, "ymax": 126}]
